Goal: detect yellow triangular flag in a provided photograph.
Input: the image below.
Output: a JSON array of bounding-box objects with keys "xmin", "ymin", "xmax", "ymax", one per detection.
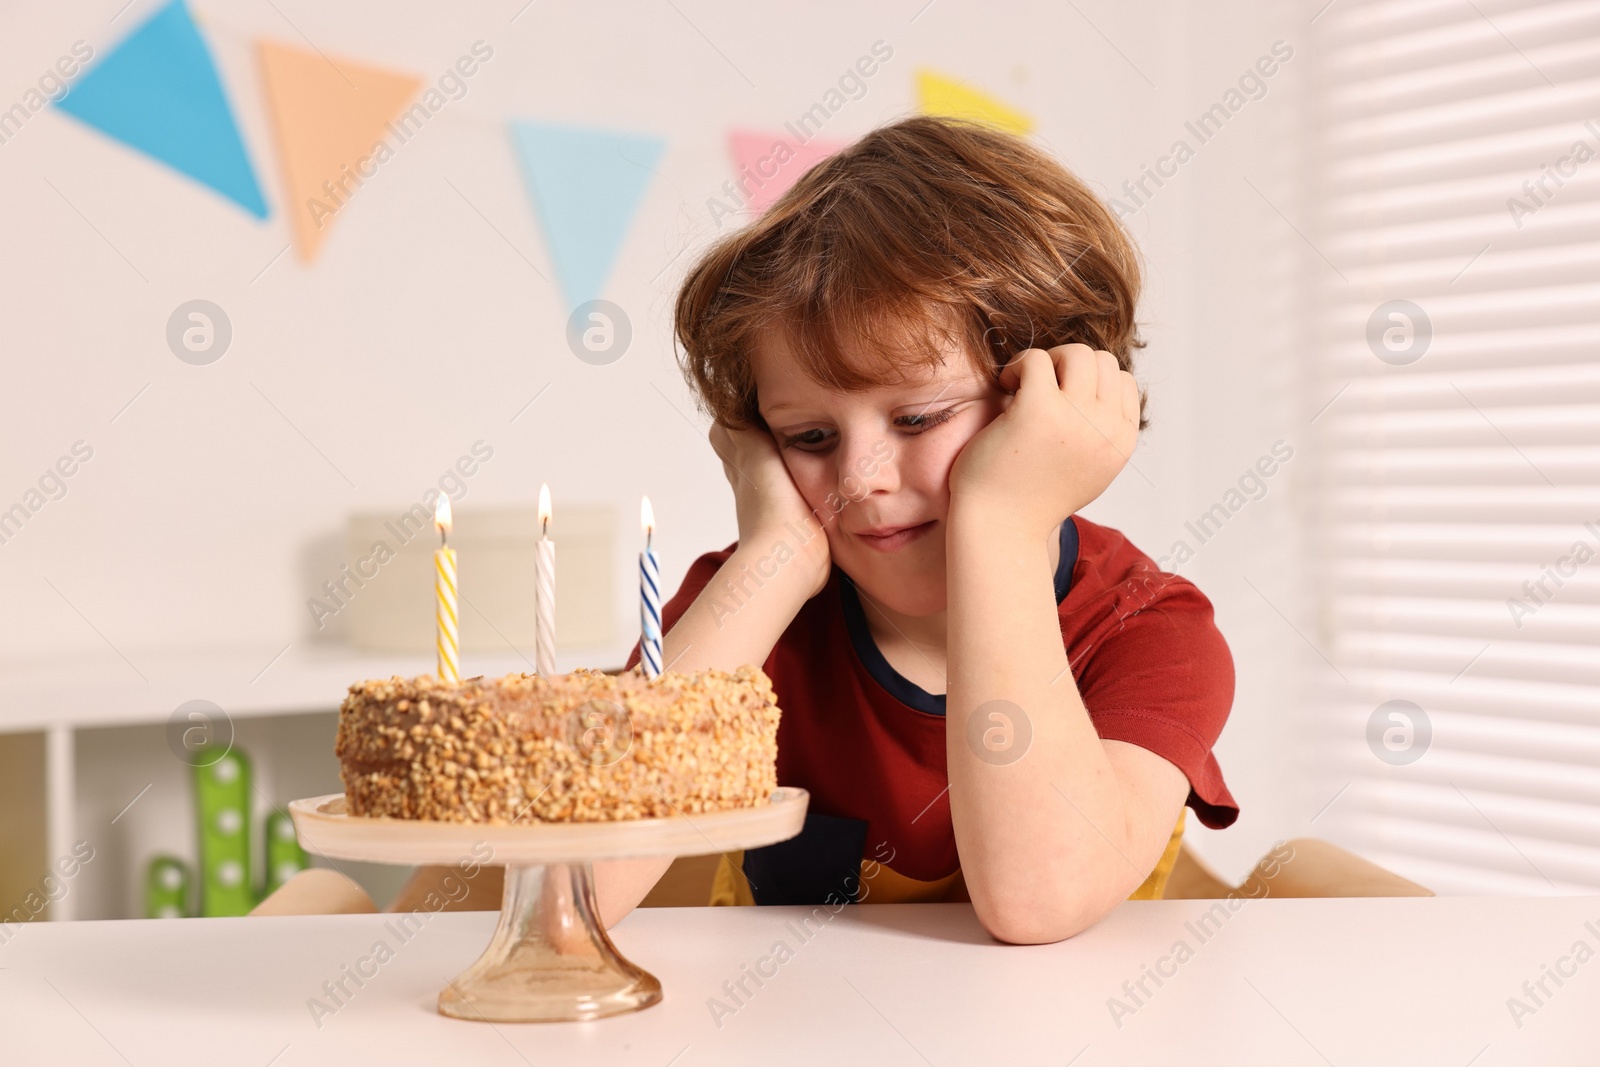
[
  {"xmin": 916, "ymin": 68, "xmax": 1034, "ymax": 135},
  {"xmin": 258, "ymin": 40, "xmax": 422, "ymax": 261}
]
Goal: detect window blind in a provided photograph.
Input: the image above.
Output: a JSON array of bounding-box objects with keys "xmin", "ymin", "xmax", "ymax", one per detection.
[{"xmin": 1310, "ymin": 0, "xmax": 1600, "ymax": 894}]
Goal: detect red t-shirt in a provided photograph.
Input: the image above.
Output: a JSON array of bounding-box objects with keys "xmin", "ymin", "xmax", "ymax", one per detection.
[{"xmin": 625, "ymin": 514, "xmax": 1238, "ymax": 904}]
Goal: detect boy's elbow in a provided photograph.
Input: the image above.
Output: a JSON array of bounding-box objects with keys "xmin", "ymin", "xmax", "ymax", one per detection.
[{"xmin": 971, "ymin": 889, "xmax": 1113, "ymax": 945}]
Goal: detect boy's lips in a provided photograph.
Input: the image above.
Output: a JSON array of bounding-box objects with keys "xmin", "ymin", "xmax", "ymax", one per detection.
[{"xmin": 853, "ymin": 520, "xmax": 936, "ymax": 552}]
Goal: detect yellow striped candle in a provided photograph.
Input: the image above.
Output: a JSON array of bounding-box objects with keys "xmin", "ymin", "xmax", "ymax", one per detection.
[{"xmin": 434, "ymin": 495, "xmax": 459, "ymax": 684}]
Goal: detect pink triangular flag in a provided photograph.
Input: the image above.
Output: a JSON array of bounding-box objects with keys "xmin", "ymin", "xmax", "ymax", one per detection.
[{"xmin": 727, "ymin": 130, "xmax": 845, "ymax": 214}]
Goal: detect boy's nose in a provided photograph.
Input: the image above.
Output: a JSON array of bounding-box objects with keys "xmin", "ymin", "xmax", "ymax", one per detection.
[{"xmin": 837, "ymin": 435, "xmax": 898, "ymax": 501}]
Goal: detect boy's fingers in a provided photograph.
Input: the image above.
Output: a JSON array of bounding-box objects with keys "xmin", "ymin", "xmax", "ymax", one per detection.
[
  {"xmin": 995, "ymin": 349, "xmax": 1026, "ymax": 393},
  {"xmin": 1121, "ymin": 371, "xmax": 1141, "ymax": 423},
  {"xmin": 1058, "ymin": 343, "xmax": 1099, "ymax": 400},
  {"xmin": 1045, "ymin": 345, "xmax": 1071, "ymax": 389},
  {"xmin": 1096, "ymin": 350, "xmax": 1122, "ymax": 402},
  {"xmin": 998, "ymin": 347, "xmax": 1050, "ymax": 394}
]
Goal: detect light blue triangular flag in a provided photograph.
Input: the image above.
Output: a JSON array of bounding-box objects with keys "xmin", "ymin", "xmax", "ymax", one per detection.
[
  {"xmin": 55, "ymin": 0, "xmax": 268, "ymax": 218},
  {"xmin": 509, "ymin": 120, "xmax": 664, "ymax": 309}
]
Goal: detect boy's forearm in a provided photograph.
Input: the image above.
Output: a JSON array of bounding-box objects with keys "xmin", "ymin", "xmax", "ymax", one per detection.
[
  {"xmin": 595, "ymin": 856, "xmax": 676, "ymax": 928},
  {"xmin": 943, "ymin": 507, "xmax": 1145, "ymax": 941},
  {"xmin": 659, "ymin": 533, "xmax": 821, "ymax": 675},
  {"xmin": 599, "ymin": 528, "xmax": 819, "ymax": 925},
  {"xmin": 596, "ymin": 539, "xmax": 814, "ymax": 923}
]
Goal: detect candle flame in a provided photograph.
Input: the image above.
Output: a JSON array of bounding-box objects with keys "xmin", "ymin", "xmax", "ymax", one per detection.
[
  {"xmin": 640, "ymin": 495, "xmax": 654, "ymax": 536},
  {"xmin": 538, "ymin": 483, "xmax": 552, "ymax": 534},
  {"xmin": 434, "ymin": 493, "xmax": 452, "ymax": 537}
]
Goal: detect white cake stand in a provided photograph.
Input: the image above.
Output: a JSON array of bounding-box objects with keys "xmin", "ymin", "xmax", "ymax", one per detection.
[{"xmin": 288, "ymin": 788, "xmax": 807, "ymax": 1023}]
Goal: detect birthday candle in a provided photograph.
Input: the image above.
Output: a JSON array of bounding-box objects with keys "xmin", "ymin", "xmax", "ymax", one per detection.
[
  {"xmin": 434, "ymin": 495, "xmax": 459, "ymax": 684},
  {"xmin": 535, "ymin": 483, "xmax": 556, "ymax": 677},
  {"xmin": 640, "ymin": 496, "xmax": 662, "ymax": 679}
]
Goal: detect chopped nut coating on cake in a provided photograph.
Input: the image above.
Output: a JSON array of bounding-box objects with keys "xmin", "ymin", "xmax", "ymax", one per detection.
[{"xmin": 336, "ymin": 665, "xmax": 781, "ymax": 823}]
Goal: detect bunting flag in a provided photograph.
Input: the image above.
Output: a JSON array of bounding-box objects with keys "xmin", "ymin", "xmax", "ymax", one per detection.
[
  {"xmin": 727, "ymin": 129, "xmax": 844, "ymax": 214},
  {"xmin": 54, "ymin": 0, "xmax": 267, "ymax": 218},
  {"xmin": 509, "ymin": 120, "xmax": 665, "ymax": 310},
  {"xmin": 258, "ymin": 41, "xmax": 421, "ymax": 261},
  {"xmin": 915, "ymin": 68, "xmax": 1034, "ymax": 135}
]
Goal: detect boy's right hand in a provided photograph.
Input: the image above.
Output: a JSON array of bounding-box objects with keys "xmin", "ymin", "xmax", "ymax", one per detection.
[{"xmin": 708, "ymin": 422, "xmax": 832, "ymax": 598}]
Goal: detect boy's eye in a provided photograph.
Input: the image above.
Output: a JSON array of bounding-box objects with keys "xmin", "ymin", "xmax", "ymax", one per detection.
[
  {"xmin": 896, "ymin": 407, "xmax": 956, "ymax": 431},
  {"xmin": 781, "ymin": 428, "xmax": 833, "ymax": 450},
  {"xmin": 779, "ymin": 407, "xmax": 956, "ymax": 451}
]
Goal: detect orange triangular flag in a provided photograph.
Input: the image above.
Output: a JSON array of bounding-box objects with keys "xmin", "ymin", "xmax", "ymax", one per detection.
[{"xmin": 258, "ymin": 40, "xmax": 422, "ymax": 261}]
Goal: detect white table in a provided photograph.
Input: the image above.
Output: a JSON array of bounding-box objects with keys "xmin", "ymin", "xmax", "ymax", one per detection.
[{"xmin": 1, "ymin": 899, "xmax": 1593, "ymax": 1065}]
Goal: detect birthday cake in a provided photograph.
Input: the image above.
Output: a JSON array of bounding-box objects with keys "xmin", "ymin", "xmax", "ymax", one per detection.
[{"xmin": 335, "ymin": 665, "xmax": 781, "ymax": 823}]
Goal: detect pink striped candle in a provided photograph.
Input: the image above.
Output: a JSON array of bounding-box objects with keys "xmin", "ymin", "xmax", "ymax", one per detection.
[{"xmin": 535, "ymin": 483, "xmax": 556, "ymax": 677}]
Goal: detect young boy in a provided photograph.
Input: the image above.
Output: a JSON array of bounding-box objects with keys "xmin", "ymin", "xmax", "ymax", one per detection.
[{"xmin": 599, "ymin": 115, "xmax": 1238, "ymax": 944}]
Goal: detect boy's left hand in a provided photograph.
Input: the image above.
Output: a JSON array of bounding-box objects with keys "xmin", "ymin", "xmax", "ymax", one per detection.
[{"xmin": 949, "ymin": 344, "xmax": 1141, "ymax": 536}]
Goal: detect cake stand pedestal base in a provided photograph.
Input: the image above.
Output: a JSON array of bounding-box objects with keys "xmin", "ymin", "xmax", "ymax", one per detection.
[
  {"xmin": 437, "ymin": 862, "xmax": 661, "ymax": 1023},
  {"xmin": 288, "ymin": 789, "xmax": 807, "ymax": 1024}
]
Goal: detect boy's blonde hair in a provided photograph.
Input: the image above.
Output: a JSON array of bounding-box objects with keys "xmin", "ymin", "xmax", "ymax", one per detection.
[{"xmin": 674, "ymin": 115, "xmax": 1147, "ymax": 431}]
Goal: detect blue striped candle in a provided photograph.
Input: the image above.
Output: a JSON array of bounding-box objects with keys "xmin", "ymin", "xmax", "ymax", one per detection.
[{"xmin": 640, "ymin": 496, "xmax": 662, "ymax": 679}]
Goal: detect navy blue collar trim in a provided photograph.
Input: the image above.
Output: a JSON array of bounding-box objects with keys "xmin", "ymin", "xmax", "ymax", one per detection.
[
  {"xmin": 839, "ymin": 517, "xmax": 1079, "ymax": 717},
  {"xmin": 1054, "ymin": 515, "xmax": 1080, "ymax": 604}
]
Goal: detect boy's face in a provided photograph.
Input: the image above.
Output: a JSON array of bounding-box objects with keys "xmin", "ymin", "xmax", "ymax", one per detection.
[{"xmin": 752, "ymin": 330, "xmax": 1005, "ymax": 617}]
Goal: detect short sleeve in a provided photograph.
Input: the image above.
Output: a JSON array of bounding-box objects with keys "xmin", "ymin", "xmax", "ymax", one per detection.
[{"xmin": 1066, "ymin": 569, "xmax": 1239, "ymax": 828}]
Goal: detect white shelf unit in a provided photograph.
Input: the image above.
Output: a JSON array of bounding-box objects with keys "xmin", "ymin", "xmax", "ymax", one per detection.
[{"xmin": 0, "ymin": 644, "xmax": 606, "ymax": 920}]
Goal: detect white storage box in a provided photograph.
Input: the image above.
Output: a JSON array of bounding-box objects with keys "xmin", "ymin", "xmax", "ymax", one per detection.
[{"xmin": 341, "ymin": 504, "xmax": 616, "ymax": 658}]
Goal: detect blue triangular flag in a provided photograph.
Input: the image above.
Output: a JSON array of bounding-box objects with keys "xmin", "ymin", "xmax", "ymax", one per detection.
[
  {"xmin": 56, "ymin": 0, "xmax": 267, "ymax": 218},
  {"xmin": 509, "ymin": 121, "xmax": 664, "ymax": 309}
]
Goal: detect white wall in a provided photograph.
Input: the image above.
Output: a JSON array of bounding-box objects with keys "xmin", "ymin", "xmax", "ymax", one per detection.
[{"xmin": 1, "ymin": 0, "xmax": 1313, "ymax": 886}]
